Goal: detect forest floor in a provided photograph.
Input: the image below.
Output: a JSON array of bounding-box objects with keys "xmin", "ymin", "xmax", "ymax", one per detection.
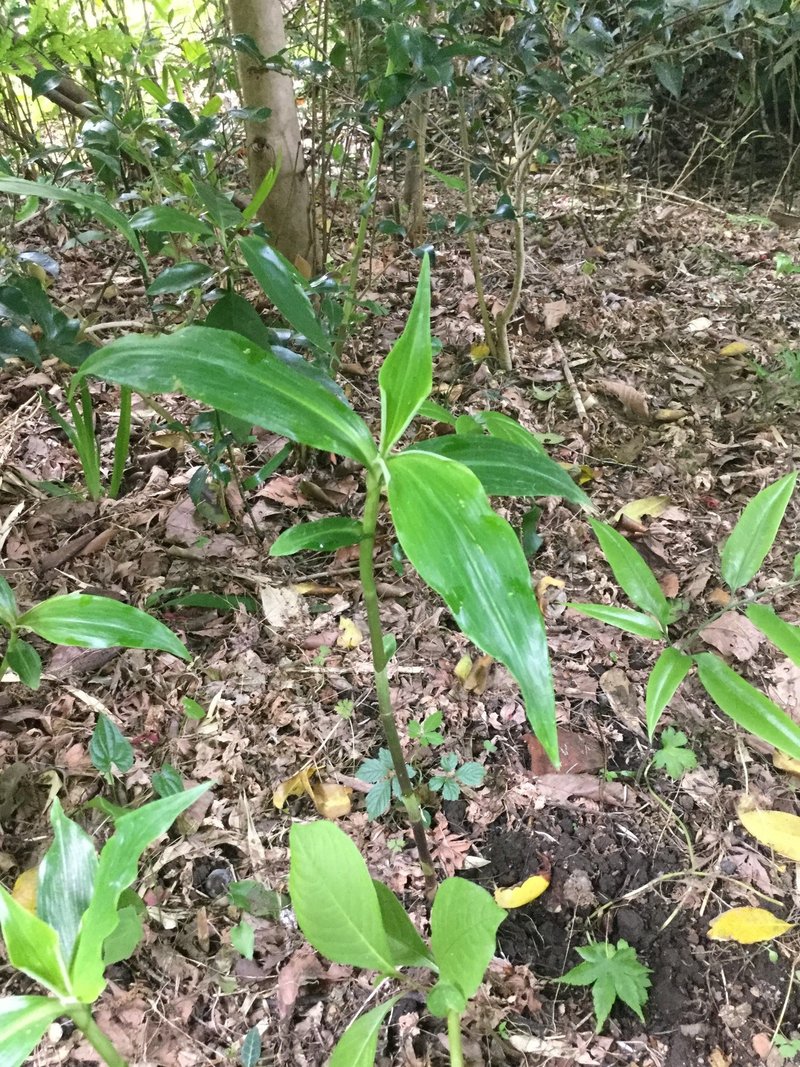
[{"xmin": 2, "ymin": 167, "xmax": 800, "ymax": 1067}]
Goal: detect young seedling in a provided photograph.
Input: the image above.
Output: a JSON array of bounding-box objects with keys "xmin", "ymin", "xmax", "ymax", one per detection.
[
  {"xmin": 429, "ymin": 753, "xmax": 486, "ymax": 801},
  {"xmin": 409, "ymin": 709, "xmax": 445, "ymax": 747},
  {"xmin": 357, "ymin": 748, "xmax": 417, "ymax": 820},
  {"xmin": 0, "ymin": 784, "xmax": 211, "ymax": 1067},
  {"xmin": 652, "ymin": 727, "xmax": 697, "ymax": 780},
  {"xmin": 560, "ymin": 939, "xmax": 651, "ymax": 1032}
]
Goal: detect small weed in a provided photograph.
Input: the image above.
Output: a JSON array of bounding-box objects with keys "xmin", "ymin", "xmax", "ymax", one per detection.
[
  {"xmin": 653, "ymin": 727, "xmax": 697, "ymax": 780},
  {"xmin": 560, "ymin": 939, "xmax": 651, "ymax": 1032},
  {"xmin": 429, "ymin": 753, "xmax": 485, "ymax": 801},
  {"xmin": 312, "ymin": 645, "xmax": 331, "ymax": 667},
  {"xmin": 408, "ymin": 709, "xmax": 444, "ymax": 747},
  {"xmin": 334, "ymin": 698, "xmax": 354, "ymax": 719},
  {"xmin": 775, "ymin": 1033, "xmax": 800, "ymax": 1061},
  {"xmin": 357, "ymin": 748, "xmax": 417, "ymax": 819}
]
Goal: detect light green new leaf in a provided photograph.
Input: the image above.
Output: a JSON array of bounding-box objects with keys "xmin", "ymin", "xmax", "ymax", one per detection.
[
  {"xmin": 590, "ymin": 520, "xmax": 670, "ymax": 627},
  {"xmin": 19, "ymin": 593, "xmax": 189, "ymax": 660},
  {"xmin": 721, "ymin": 472, "xmax": 797, "ymax": 591},
  {"xmin": 38, "ymin": 800, "xmax": 98, "ymax": 966},
  {"xmin": 6, "ymin": 636, "xmax": 41, "ymax": 689},
  {"xmin": 695, "ymin": 652, "xmax": 800, "ymax": 760},
  {"xmin": 72, "ymin": 327, "xmax": 377, "ymax": 466},
  {"xmin": 0, "ymin": 887, "xmax": 70, "ymax": 996},
  {"xmin": 568, "ymin": 603, "xmax": 664, "ymax": 640},
  {"xmin": 379, "ymin": 255, "xmax": 431, "ymax": 451},
  {"xmin": 269, "ymin": 517, "xmax": 363, "ymax": 557},
  {"xmin": 430, "ymin": 878, "xmax": 504, "ymax": 1000},
  {"xmin": 240, "ymin": 235, "xmax": 332, "ymax": 354},
  {"xmin": 417, "ymin": 398, "xmax": 456, "ymax": 425},
  {"xmin": 645, "ymin": 648, "xmax": 693, "ymax": 737},
  {"xmin": 560, "ymin": 940, "xmax": 651, "ymax": 1032},
  {"xmin": 372, "ymin": 881, "xmax": 435, "ymax": 969},
  {"xmin": 288, "ymin": 822, "xmax": 395, "ymax": 973},
  {"xmin": 426, "ymin": 981, "xmax": 467, "ymax": 1018},
  {"xmin": 102, "ymin": 905, "xmax": 143, "ymax": 966},
  {"xmin": 329, "ymin": 997, "xmax": 400, "ymax": 1067},
  {"xmin": 473, "ymin": 411, "xmax": 545, "ymax": 454},
  {"xmin": 388, "ymin": 452, "xmax": 558, "ymax": 762},
  {"xmin": 0, "ymin": 996, "xmax": 65, "ymax": 1067},
  {"xmin": 408, "ymin": 437, "xmax": 590, "ymax": 507},
  {"xmin": 746, "ymin": 604, "xmax": 800, "ymax": 668},
  {"xmin": 69, "ymin": 783, "xmax": 211, "ymax": 1001},
  {"xmin": 130, "ymin": 205, "xmax": 213, "ymax": 236}
]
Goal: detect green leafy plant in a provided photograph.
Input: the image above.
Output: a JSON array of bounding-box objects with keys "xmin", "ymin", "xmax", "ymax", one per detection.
[
  {"xmin": 89, "ymin": 714, "xmax": 134, "ymax": 781},
  {"xmin": 652, "ymin": 727, "xmax": 697, "ymax": 780},
  {"xmin": 569, "ymin": 473, "xmax": 800, "ymax": 760},
  {"xmin": 0, "ymin": 576, "xmax": 189, "ymax": 690},
  {"xmin": 429, "ymin": 753, "xmax": 485, "ymax": 801},
  {"xmin": 357, "ymin": 747, "xmax": 417, "ymax": 820},
  {"xmin": 289, "ymin": 820, "xmax": 505, "ymax": 1066},
  {"xmin": 408, "ymin": 709, "xmax": 444, "ymax": 747},
  {"xmin": 0, "ymin": 783, "xmax": 210, "ymax": 1067},
  {"xmin": 71, "ymin": 255, "xmax": 590, "ymax": 892},
  {"xmin": 560, "ymin": 939, "xmax": 651, "ymax": 1033}
]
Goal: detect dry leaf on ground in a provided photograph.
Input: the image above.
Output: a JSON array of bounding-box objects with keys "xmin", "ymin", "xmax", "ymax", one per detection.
[{"xmin": 700, "ymin": 614, "xmax": 763, "ymax": 661}]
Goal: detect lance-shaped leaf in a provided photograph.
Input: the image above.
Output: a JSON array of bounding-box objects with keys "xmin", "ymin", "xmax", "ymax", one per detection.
[
  {"xmin": 473, "ymin": 410, "xmax": 546, "ymax": 453},
  {"xmin": 568, "ymin": 603, "xmax": 664, "ymax": 640},
  {"xmin": 379, "ymin": 255, "xmax": 431, "ymax": 451},
  {"xmin": 0, "ymin": 887, "xmax": 70, "ymax": 996},
  {"xmin": 388, "ymin": 451, "xmax": 558, "ymax": 763},
  {"xmin": 589, "ymin": 520, "xmax": 669, "ymax": 628},
  {"xmin": 329, "ymin": 997, "xmax": 400, "ymax": 1067},
  {"xmin": 721, "ymin": 472, "xmax": 797, "ymax": 591},
  {"xmin": 746, "ymin": 604, "xmax": 800, "ymax": 668},
  {"xmin": 69, "ymin": 783, "xmax": 212, "ymax": 1001},
  {"xmin": 240, "ymin": 235, "xmax": 332, "ymax": 354},
  {"xmin": 38, "ymin": 800, "xmax": 98, "ymax": 966},
  {"xmin": 0, "ymin": 996, "xmax": 66, "ymax": 1067},
  {"xmin": 695, "ymin": 652, "xmax": 800, "ymax": 760},
  {"xmin": 270, "ymin": 517, "xmax": 363, "ymax": 557},
  {"xmin": 18, "ymin": 593, "xmax": 189, "ymax": 660},
  {"xmin": 130, "ymin": 204, "xmax": 213, "ymax": 236},
  {"xmin": 645, "ymin": 648, "xmax": 693, "ymax": 737},
  {"xmin": 72, "ymin": 327, "xmax": 377, "ymax": 466},
  {"xmin": 407, "ymin": 437, "xmax": 590, "ymax": 507}
]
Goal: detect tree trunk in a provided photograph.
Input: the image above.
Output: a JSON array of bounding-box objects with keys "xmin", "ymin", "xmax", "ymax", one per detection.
[{"xmin": 228, "ymin": 0, "xmax": 316, "ymax": 266}]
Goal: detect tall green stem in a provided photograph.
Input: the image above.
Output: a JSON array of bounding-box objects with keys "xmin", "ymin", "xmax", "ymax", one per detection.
[
  {"xmin": 359, "ymin": 470, "xmax": 437, "ymax": 899},
  {"xmin": 109, "ymin": 386, "xmax": 131, "ymax": 499},
  {"xmin": 447, "ymin": 1012, "xmax": 464, "ymax": 1067},
  {"xmin": 69, "ymin": 1005, "xmax": 128, "ymax": 1067}
]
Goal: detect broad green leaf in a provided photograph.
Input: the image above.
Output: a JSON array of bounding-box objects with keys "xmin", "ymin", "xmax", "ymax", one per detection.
[
  {"xmin": 426, "ymin": 980, "xmax": 467, "ymax": 1017},
  {"xmin": 379, "ymin": 255, "xmax": 431, "ymax": 451},
  {"xmin": 193, "ymin": 179, "xmax": 245, "ymax": 230},
  {"xmin": 372, "ymin": 880, "xmax": 435, "ymax": 969},
  {"xmin": 231, "ymin": 919, "xmax": 255, "ymax": 959},
  {"xmin": 130, "ymin": 205, "xmax": 213, "ymax": 236},
  {"xmin": 151, "ymin": 764, "xmax": 184, "ymax": 797},
  {"xmin": 695, "ymin": 652, "xmax": 800, "ymax": 760},
  {"xmin": 38, "ymin": 800, "xmax": 98, "ymax": 966},
  {"xmin": 329, "ymin": 997, "xmax": 400, "ymax": 1067},
  {"xmin": 407, "ymin": 437, "xmax": 590, "ymax": 507},
  {"xmin": 0, "ymin": 574, "xmax": 17, "ymax": 623},
  {"xmin": 6, "ymin": 637, "xmax": 41, "ymax": 689},
  {"xmin": 69, "ymin": 783, "xmax": 211, "ymax": 1001},
  {"xmin": 72, "ymin": 326, "xmax": 377, "ymax": 466},
  {"xmin": 430, "ymin": 878, "xmax": 504, "ymax": 1000},
  {"xmin": 746, "ymin": 604, "xmax": 800, "ymax": 667},
  {"xmin": 89, "ymin": 714, "xmax": 134, "ymax": 776},
  {"xmin": 473, "ymin": 411, "xmax": 545, "ymax": 454},
  {"xmin": 288, "ymin": 822, "xmax": 395, "ymax": 973},
  {"xmin": 645, "ymin": 648, "xmax": 693, "ymax": 737},
  {"xmin": 589, "ymin": 520, "xmax": 669, "ymax": 627},
  {"xmin": 0, "ymin": 178, "xmax": 146, "ymax": 273},
  {"xmin": 102, "ymin": 905, "xmax": 143, "ymax": 966},
  {"xmin": 0, "ymin": 886, "xmax": 70, "ymax": 995},
  {"xmin": 417, "ymin": 398, "xmax": 456, "ymax": 425},
  {"xmin": 269, "ymin": 517, "xmax": 363, "ymax": 557},
  {"xmin": 146, "ymin": 262, "xmax": 213, "ymax": 296},
  {"xmin": 0, "ymin": 996, "xmax": 65, "ymax": 1067},
  {"xmin": 388, "ymin": 452, "xmax": 558, "ymax": 763},
  {"xmin": 721, "ymin": 472, "xmax": 797, "ymax": 591},
  {"xmin": 240, "ymin": 235, "xmax": 332, "ymax": 354},
  {"xmin": 19, "ymin": 593, "xmax": 189, "ymax": 660},
  {"xmin": 568, "ymin": 603, "xmax": 664, "ymax": 640}
]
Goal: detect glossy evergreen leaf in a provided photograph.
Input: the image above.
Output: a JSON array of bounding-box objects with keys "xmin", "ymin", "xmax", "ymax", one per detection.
[
  {"xmin": 6, "ymin": 637, "xmax": 41, "ymax": 689},
  {"xmin": 695, "ymin": 652, "xmax": 800, "ymax": 760},
  {"xmin": 288, "ymin": 821, "xmax": 395, "ymax": 973},
  {"xmin": 0, "ymin": 885, "xmax": 70, "ymax": 995},
  {"xmin": 38, "ymin": 800, "xmax": 98, "ymax": 965},
  {"xmin": 568, "ymin": 603, "xmax": 664, "ymax": 640},
  {"xmin": 130, "ymin": 205, "xmax": 213, "ymax": 236},
  {"xmin": 146, "ymin": 262, "xmax": 213, "ymax": 295},
  {"xmin": 0, "ymin": 996, "xmax": 65, "ymax": 1067},
  {"xmin": 329, "ymin": 997, "xmax": 400, "ymax": 1067},
  {"xmin": 407, "ymin": 436, "xmax": 589, "ymax": 506},
  {"xmin": 72, "ymin": 327, "xmax": 377, "ymax": 466},
  {"xmin": 721, "ymin": 472, "xmax": 797, "ymax": 590},
  {"xmin": 645, "ymin": 648, "xmax": 693, "ymax": 737},
  {"xmin": 0, "ymin": 325, "xmax": 40, "ymax": 364},
  {"xmin": 372, "ymin": 880, "xmax": 435, "ymax": 969},
  {"xmin": 430, "ymin": 878, "xmax": 504, "ymax": 1000},
  {"xmin": 269, "ymin": 517, "xmax": 363, "ymax": 557},
  {"xmin": 89, "ymin": 714, "xmax": 134, "ymax": 776},
  {"xmin": 387, "ymin": 452, "xmax": 558, "ymax": 763},
  {"xmin": 69, "ymin": 783, "xmax": 212, "ymax": 1001},
  {"xmin": 19, "ymin": 593, "xmax": 189, "ymax": 659},
  {"xmin": 151, "ymin": 764, "xmax": 184, "ymax": 797},
  {"xmin": 240, "ymin": 235, "xmax": 331, "ymax": 354},
  {"xmin": 379, "ymin": 255, "xmax": 431, "ymax": 451},
  {"xmin": 589, "ymin": 520, "xmax": 669, "ymax": 627},
  {"xmin": 746, "ymin": 604, "xmax": 800, "ymax": 667}
]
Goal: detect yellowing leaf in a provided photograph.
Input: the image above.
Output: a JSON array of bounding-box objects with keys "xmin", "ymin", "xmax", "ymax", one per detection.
[
  {"xmin": 148, "ymin": 432, "xmax": 186, "ymax": 452},
  {"xmin": 707, "ymin": 906, "xmax": 793, "ymax": 944},
  {"xmin": 310, "ymin": 782, "xmax": 352, "ymax": 819},
  {"xmin": 273, "ymin": 766, "xmax": 317, "ymax": 809},
  {"xmin": 292, "ymin": 581, "xmax": 340, "ymax": 595},
  {"xmin": 469, "ymin": 342, "xmax": 491, "ymax": 362},
  {"xmin": 494, "ymin": 874, "xmax": 550, "ymax": 909},
  {"xmin": 463, "ymin": 654, "xmax": 493, "ymax": 695},
  {"xmin": 336, "ymin": 616, "xmax": 363, "ymax": 649},
  {"xmin": 773, "ymin": 751, "xmax": 800, "ymax": 777},
  {"xmin": 612, "ymin": 496, "xmax": 669, "ymax": 524},
  {"xmin": 535, "ymin": 576, "xmax": 565, "ymax": 613},
  {"xmin": 738, "ymin": 802, "xmax": 800, "ymax": 862},
  {"xmin": 719, "ymin": 341, "xmax": 750, "ymax": 357},
  {"xmin": 11, "ymin": 867, "xmax": 38, "ymax": 913},
  {"xmin": 454, "ymin": 654, "xmax": 473, "ymax": 682}
]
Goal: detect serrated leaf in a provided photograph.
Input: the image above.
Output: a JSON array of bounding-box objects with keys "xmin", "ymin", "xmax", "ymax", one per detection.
[
  {"xmin": 746, "ymin": 604, "xmax": 800, "ymax": 667},
  {"xmin": 269, "ymin": 517, "xmax": 363, "ymax": 556},
  {"xmin": 430, "ymin": 878, "xmax": 504, "ymax": 1000},
  {"xmin": 568, "ymin": 602, "xmax": 664, "ymax": 640},
  {"xmin": 560, "ymin": 939, "xmax": 650, "ymax": 1032},
  {"xmin": 456, "ymin": 761, "xmax": 485, "ymax": 787},
  {"xmin": 721, "ymin": 472, "xmax": 797, "ymax": 591},
  {"xmin": 89, "ymin": 714, "xmax": 134, "ymax": 776},
  {"xmin": 652, "ymin": 727, "xmax": 697, "ymax": 779},
  {"xmin": 645, "ymin": 648, "xmax": 693, "ymax": 737},
  {"xmin": 494, "ymin": 874, "xmax": 550, "ymax": 909},
  {"xmin": 379, "ymin": 255, "xmax": 431, "ymax": 451},
  {"xmin": 589, "ymin": 520, "xmax": 669, "ymax": 626},
  {"xmin": 708, "ymin": 906, "xmax": 793, "ymax": 944},
  {"xmin": 388, "ymin": 452, "xmax": 558, "ymax": 764},
  {"xmin": 652, "ymin": 58, "xmax": 683, "ymax": 97},
  {"xmin": 0, "ymin": 996, "xmax": 66, "ymax": 1067},
  {"xmin": 738, "ymin": 803, "xmax": 800, "ymax": 862},
  {"xmin": 38, "ymin": 799, "xmax": 98, "ymax": 965},
  {"xmin": 695, "ymin": 652, "xmax": 800, "ymax": 761},
  {"xmin": 329, "ymin": 997, "xmax": 400, "ymax": 1067}
]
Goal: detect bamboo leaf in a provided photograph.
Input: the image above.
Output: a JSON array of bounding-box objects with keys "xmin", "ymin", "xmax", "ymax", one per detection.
[
  {"xmin": 721, "ymin": 472, "xmax": 797, "ymax": 591},
  {"xmin": 746, "ymin": 604, "xmax": 800, "ymax": 667},
  {"xmin": 645, "ymin": 648, "xmax": 693, "ymax": 737},
  {"xmin": 379, "ymin": 255, "xmax": 431, "ymax": 451},
  {"xmin": 568, "ymin": 603, "xmax": 664, "ymax": 640},
  {"xmin": 589, "ymin": 520, "xmax": 669, "ymax": 627}
]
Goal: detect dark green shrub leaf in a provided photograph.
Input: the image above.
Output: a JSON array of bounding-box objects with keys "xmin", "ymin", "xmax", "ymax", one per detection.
[
  {"xmin": 589, "ymin": 520, "xmax": 669, "ymax": 627},
  {"xmin": 652, "ymin": 58, "xmax": 683, "ymax": 98},
  {"xmin": 0, "ymin": 325, "xmax": 40, "ymax": 365},
  {"xmin": 568, "ymin": 603, "xmax": 664, "ymax": 640},
  {"xmin": 146, "ymin": 262, "xmax": 214, "ymax": 295},
  {"xmin": 645, "ymin": 648, "xmax": 693, "ymax": 737},
  {"xmin": 430, "ymin": 878, "xmax": 504, "ymax": 1000},
  {"xmin": 151, "ymin": 765, "xmax": 184, "ymax": 797},
  {"xmin": 721, "ymin": 473, "xmax": 797, "ymax": 591},
  {"xmin": 130, "ymin": 205, "xmax": 213, "ymax": 236},
  {"xmin": 89, "ymin": 714, "xmax": 134, "ymax": 777},
  {"xmin": 379, "ymin": 255, "xmax": 431, "ymax": 451},
  {"xmin": 270, "ymin": 517, "xmax": 363, "ymax": 557}
]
